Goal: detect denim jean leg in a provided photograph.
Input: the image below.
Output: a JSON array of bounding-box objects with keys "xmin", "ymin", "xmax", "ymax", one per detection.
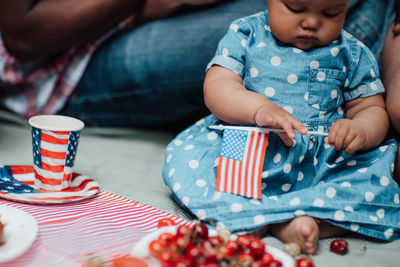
[
  {"xmin": 60, "ymin": 0, "xmax": 268, "ymax": 128},
  {"xmin": 345, "ymin": 0, "xmax": 395, "ymax": 65}
]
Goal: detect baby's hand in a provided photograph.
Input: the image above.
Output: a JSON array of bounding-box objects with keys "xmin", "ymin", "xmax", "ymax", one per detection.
[
  {"xmin": 255, "ymin": 102, "xmax": 308, "ymax": 146},
  {"xmin": 324, "ymin": 119, "xmax": 367, "ymax": 154}
]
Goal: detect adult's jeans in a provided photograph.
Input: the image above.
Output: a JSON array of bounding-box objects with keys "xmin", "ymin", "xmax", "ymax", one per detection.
[
  {"xmin": 346, "ymin": 0, "xmax": 395, "ymax": 61},
  {"xmin": 60, "ymin": 0, "xmax": 395, "ymax": 129}
]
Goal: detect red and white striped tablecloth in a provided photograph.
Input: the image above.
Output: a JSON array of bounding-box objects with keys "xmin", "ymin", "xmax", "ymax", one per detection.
[{"xmin": 1, "ymin": 190, "xmax": 192, "ymax": 266}]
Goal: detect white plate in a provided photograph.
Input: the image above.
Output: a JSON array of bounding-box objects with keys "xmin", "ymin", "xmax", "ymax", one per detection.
[
  {"xmin": 131, "ymin": 226, "xmax": 294, "ymax": 267},
  {"xmin": 0, "ymin": 205, "xmax": 38, "ymax": 263}
]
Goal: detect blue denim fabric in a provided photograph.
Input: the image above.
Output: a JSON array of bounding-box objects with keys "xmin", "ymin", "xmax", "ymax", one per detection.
[
  {"xmin": 346, "ymin": 0, "xmax": 395, "ymax": 63},
  {"xmin": 59, "ymin": 0, "xmax": 395, "ymax": 128},
  {"xmin": 60, "ymin": 0, "xmax": 268, "ymax": 128}
]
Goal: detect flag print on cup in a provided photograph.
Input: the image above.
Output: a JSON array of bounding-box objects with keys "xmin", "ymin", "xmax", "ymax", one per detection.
[{"xmin": 29, "ymin": 115, "xmax": 84, "ymax": 191}]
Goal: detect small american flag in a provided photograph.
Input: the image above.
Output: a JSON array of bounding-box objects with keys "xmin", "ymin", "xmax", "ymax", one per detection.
[
  {"xmin": 216, "ymin": 127, "xmax": 269, "ymax": 199},
  {"xmin": 32, "ymin": 128, "xmax": 80, "ymax": 191}
]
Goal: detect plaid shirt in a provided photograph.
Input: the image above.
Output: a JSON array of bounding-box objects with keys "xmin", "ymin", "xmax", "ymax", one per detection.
[{"xmin": 0, "ymin": 18, "xmax": 133, "ymax": 118}]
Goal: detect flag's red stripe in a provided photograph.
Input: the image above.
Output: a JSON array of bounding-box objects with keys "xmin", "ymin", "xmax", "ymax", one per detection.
[
  {"xmin": 250, "ymin": 132, "xmax": 262, "ymax": 198},
  {"xmin": 63, "ymin": 172, "xmax": 72, "ymax": 183},
  {"xmin": 257, "ymin": 133, "xmax": 269, "ymax": 199},
  {"xmin": 25, "ymin": 175, "xmax": 93, "ymax": 193},
  {"xmin": 41, "ymin": 132, "xmax": 69, "ymax": 145},
  {"xmin": 252, "ymin": 131, "xmax": 260, "ymax": 197},
  {"xmin": 62, "ymin": 179, "xmax": 93, "ymax": 192},
  {"xmin": 51, "ymin": 130, "xmax": 71, "ymax": 135},
  {"xmin": 36, "ymin": 184, "xmax": 99, "ymax": 194},
  {"xmin": 244, "ymin": 131, "xmax": 255, "ymax": 198},
  {"xmin": 223, "ymin": 158, "xmax": 229, "ymax": 192},
  {"xmin": 34, "ymin": 170, "xmax": 63, "ymax": 186},
  {"xmin": 9, "ymin": 165, "xmax": 34, "ymax": 174},
  {"xmin": 238, "ymin": 161, "xmax": 243, "ymax": 195},
  {"xmin": 231, "ymin": 160, "xmax": 236, "ymax": 193},
  {"xmin": 40, "ymin": 161, "xmax": 65, "ymax": 172},
  {"xmin": 41, "ymin": 148, "xmax": 67, "ymax": 159},
  {"xmin": 216, "ymin": 156, "xmax": 223, "ymax": 191}
]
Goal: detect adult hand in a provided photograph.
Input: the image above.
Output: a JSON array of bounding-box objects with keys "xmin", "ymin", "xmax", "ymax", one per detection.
[
  {"xmin": 393, "ymin": 0, "xmax": 400, "ymax": 35},
  {"xmin": 138, "ymin": 0, "xmax": 224, "ymax": 23}
]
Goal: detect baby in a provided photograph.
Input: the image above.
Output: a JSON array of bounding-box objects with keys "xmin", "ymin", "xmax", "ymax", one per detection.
[{"xmin": 162, "ymin": 0, "xmax": 400, "ymax": 254}]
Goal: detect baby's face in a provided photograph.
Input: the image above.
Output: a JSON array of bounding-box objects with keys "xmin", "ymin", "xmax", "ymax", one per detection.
[{"xmin": 267, "ymin": 0, "xmax": 348, "ymax": 50}]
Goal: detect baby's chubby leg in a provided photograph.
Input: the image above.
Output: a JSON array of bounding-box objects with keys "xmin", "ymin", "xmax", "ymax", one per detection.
[{"xmin": 269, "ymin": 216, "xmax": 348, "ymax": 254}]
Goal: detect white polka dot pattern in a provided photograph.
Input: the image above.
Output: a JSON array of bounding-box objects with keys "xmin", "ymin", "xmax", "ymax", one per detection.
[
  {"xmin": 287, "ymin": 74, "xmax": 298, "ymax": 84},
  {"xmin": 250, "ymin": 68, "xmax": 259, "ymax": 77},
  {"xmin": 265, "ymin": 87, "xmax": 275, "ymax": 97},
  {"xmin": 271, "ymin": 56, "xmax": 281, "ymax": 66},
  {"xmin": 254, "ymin": 215, "xmax": 266, "ymax": 225}
]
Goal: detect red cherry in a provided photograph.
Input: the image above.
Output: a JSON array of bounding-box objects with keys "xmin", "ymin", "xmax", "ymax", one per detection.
[
  {"xmin": 296, "ymin": 257, "xmax": 314, "ymax": 267},
  {"xmin": 185, "ymin": 245, "xmax": 202, "ymax": 259},
  {"xmin": 201, "ymin": 245, "xmax": 218, "ymax": 262},
  {"xmin": 206, "ymin": 236, "xmax": 224, "ymax": 248},
  {"xmin": 261, "ymin": 252, "xmax": 274, "ymax": 265},
  {"xmin": 250, "ymin": 260, "xmax": 264, "ymax": 267},
  {"xmin": 175, "ymin": 235, "xmax": 190, "ymax": 250},
  {"xmin": 186, "ymin": 245, "xmax": 207, "ymax": 265},
  {"xmin": 216, "ymin": 245, "xmax": 230, "ymax": 261},
  {"xmin": 330, "ymin": 239, "xmax": 348, "ymax": 255},
  {"xmin": 267, "ymin": 259, "xmax": 283, "ymax": 267},
  {"xmin": 237, "ymin": 252, "xmax": 254, "ymax": 264},
  {"xmin": 217, "ymin": 239, "xmax": 240, "ymax": 261},
  {"xmin": 157, "ymin": 218, "xmax": 177, "ymax": 228},
  {"xmin": 237, "ymin": 234, "xmax": 253, "ymax": 248},
  {"xmin": 159, "ymin": 250, "xmax": 180, "ymax": 267},
  {"xmin": 192, "ymin": 222, "xmax": 209, "ymax": 241},
  {"xmin": 174, "ymin": 258, "xmax": 192, "ymax": 267},
  {"xmin": 197, "ymin": 264, "xmax": 218, "ymax": 267},
  {"xmin": 225, "ymin": 239, "xmax": 240, "ymax": 254},
  {"xmin": 157, "ymin": 232, "xmax": 175, "ymax": 246},
  {"xmin": 176, "ymin": 225, "xmax": 193, "ymax": 238},
  {"xmin": 148, "ymin": 239, "xmax": 165, "ymax": 256},
  {"xmin": 249, "ymin": 238, "xmax": 266, "ymax": 259}
]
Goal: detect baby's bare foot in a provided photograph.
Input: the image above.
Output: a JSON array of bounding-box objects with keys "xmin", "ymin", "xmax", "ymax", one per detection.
[{"xmin": 270, "ymin": 216, "xmax": 319, "ymax": 254}]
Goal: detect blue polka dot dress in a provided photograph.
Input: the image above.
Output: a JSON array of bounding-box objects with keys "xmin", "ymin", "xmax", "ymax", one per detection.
[{"xmin": 162, "ymin": 11, "xmax": 400, "ymax": 241}]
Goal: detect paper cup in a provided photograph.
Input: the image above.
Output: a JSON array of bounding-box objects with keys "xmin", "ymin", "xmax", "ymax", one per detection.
[{"xmin": 28, "ymin": 115, "xmax": 84, "ymax": 191}]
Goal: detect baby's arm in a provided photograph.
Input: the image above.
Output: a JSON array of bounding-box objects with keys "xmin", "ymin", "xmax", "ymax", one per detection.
[
  {"xmin": 204, "ymin": 66, "xmax": 308, "ymax": 145},
  {"xmin": 324, "ymin": 94, "xmax": 388, "ymax": 154}
]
